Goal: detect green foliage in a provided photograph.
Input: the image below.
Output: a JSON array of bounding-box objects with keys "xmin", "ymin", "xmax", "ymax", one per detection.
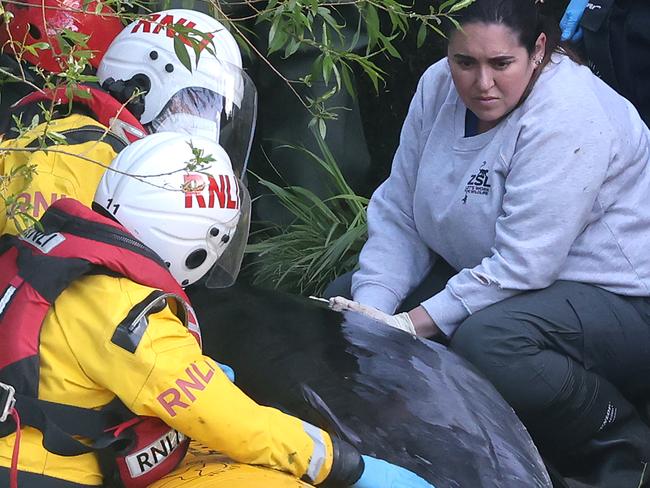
[
  {"xmin": 185, "ymin": 140, "xmax": 217, "ymax": 172},
  {"xmin": 236, "ymin": 0, "xmax": 471, "ymax": 134},
  {"xmin": 245, "ymin": 130, "xmax": 368, "ymax": 295},
  {"xmin": 166, "ymin": 21, "xmax": 220, "ymax": 72}
]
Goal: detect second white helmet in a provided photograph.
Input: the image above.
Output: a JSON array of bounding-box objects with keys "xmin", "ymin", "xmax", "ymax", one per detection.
[
  {"xmin": 98, "ymin": 9, "xmax": 242, "ymax": 124},
  {"xmin": 94, "ymin": 132, "xmax": 250, "ymax": 288},
  {"xmin": 97, "ymin": 10, "xmax": 257, "ymax": 176}
]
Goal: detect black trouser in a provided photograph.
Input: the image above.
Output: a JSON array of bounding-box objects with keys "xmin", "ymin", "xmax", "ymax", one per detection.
[
  {"xmin": 451, "ymin": 281, "xmax": 650, "ymax": 488},
  {"xmin": 0, "ymin": 467, "xmax": 98, "ymax": 487}
]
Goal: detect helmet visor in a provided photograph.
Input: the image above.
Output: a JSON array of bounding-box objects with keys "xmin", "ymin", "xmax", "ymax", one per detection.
[
  {"xmin": 219, "ymin": 68, "xmax": 257, "ymax": 179},
  {"xmin": 148, "ymin": 62, "xmax": 257, "ymax": 178},
  {"xmin": 204, "ymin": 178, "xmax": 251, "ymax": 288},
  {"xmin": 148, "ymin": 86, "xmax": 224, "ymax": 140}
]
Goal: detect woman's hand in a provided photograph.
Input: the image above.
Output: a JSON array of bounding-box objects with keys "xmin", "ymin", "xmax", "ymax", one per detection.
[
  {"xmin": 407, "ymin": 306, "xmax": 442, "ymax": 339},
  {"xmin": 328, "ymin": 296, "xmax": 417, "ymax": 335},
  {"xmin": 327, "ymin": 297, "xmax": 446, "ymax": 341}
]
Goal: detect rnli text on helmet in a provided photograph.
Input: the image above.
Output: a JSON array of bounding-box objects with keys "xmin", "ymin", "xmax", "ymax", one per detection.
[
  {"xmin": 183, "ymin": 174, "xmax": 240, "ymax": 210},
  {"xmin": 131, "ymin": 14, "xmax": 215, "ymax": 52}
]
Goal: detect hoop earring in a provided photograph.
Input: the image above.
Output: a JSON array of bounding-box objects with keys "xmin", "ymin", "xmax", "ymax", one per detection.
[{"xmin": 535, "ymin": 58, "xmax": 543, "ymax": 66}]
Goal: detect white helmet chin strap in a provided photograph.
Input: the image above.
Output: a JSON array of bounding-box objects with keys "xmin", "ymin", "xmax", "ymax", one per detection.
[{"xmin": 152, "ymin": 113, "xmax": 221, "ymax": 141}]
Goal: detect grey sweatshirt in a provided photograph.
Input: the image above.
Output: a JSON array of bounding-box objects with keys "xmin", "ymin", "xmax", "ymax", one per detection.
[{"xmin": 352, "ymin": 54, "xmax": 650, "ymax": 337}]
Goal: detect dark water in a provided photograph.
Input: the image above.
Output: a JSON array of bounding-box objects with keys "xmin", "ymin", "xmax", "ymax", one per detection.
[{"xmin": 187, "ymin": 283, "xmax": 552, "ymax": 488}]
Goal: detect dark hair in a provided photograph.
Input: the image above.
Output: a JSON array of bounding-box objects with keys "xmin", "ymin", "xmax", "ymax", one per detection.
[{"xmin": 444, "ymin": 0, "xmax": 581, "ymax": 65}]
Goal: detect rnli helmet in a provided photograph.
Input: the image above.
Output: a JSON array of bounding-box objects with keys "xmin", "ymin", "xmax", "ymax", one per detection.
[
  {"xmin": 97, "ymin": 10, "xmax": 256, "ymax": 176},
  {"xmin": 94, "ymin": 132, "xmax": 250, "ymax": 288}
]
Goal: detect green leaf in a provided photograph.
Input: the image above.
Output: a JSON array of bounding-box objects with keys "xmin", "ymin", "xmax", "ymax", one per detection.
[
  {"xmin": 318, "ymin": 119, "xmax": 326, "ymax": 141},
  {"xmin": 73, "ymin": 88, "xmax": 92, "ymax": 99},
  {"xmin": 22, "ymin": 45, "xmax": 38, "ymax": 56},
  {"xmin": 381, "ymin": 36, "xmax": 401, "ymax": 59},
  {"xmin": 59, "ymin": 28, "xmax": 90, "ymax": 47},
  {"xmin": 363, "ymin": 5, "xmax": 381, "ymax": 50},
  {"xmin": 33, "ymin": 41, "xmax": 50, "ymax": 50},
  {"xmin": 417, "ymin": 21, "xmax": 428, "ymax": 48},
  {"xmin": 449, "ymin": 0, "xmax": 476, "ymax": 14},
  {"xmin": 173, "ymin": 36, "xmax": 193, "ymax": 73},
  {"xmin": 75, "ymin": 74, "xmax": 99, "ymax": 83},
  {"xmin": 331, "ymin": 62, "xmax": 341, "ymax": 91},
  {"xmin": 46, "ymin": 130, "xmax": 68, "ymax": 145},
  {"xmin": 23, "ymin": 41, "xmax": 50, "ymax": 56},
  {"xmin": 310, "ymin": 53, "xmax": 324, "ymax": 82},
  {"xmin": 284, "ymin": 37, "xmax": 302, "ymax": 58},
  {"xmin": 234, "ymin": 32, "xmax": 252, "ymax": 60},
  {"xmin": 322, "ymin": 54, "xmax": 333, "ymax": 84},
  {"xmin": 358, "ymin": 59, "xmax": 382, "ymax": 93},
  {"xmin": 439, "ymin": 0, "xmax": 459, "ymax": 11},
  {"xmin": 318, "ymin": 8, "xmax": 342, "ymax": 31},
  {"xmin": 349, "ymin": 15, "xmax": 362, "ymax": 51},
  {"xmin": 321, "ymin": 22, "xmax": 329, "ymax": 50},
  {"xmin": 268, "ymin": 15, "xmax": 289, "ymax": 55},
  {"xmin": 340, "ymin": 64, "xmax": 356, "ymax": 97},
  {"xmin": 429, "ymin": 24, "xmax": 446, "ymax": 39}
]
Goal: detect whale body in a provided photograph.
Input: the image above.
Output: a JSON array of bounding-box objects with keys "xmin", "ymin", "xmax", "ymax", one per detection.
[{"xmin": 187, "ymin": 283, "xmax": 552, "ymax": 488}]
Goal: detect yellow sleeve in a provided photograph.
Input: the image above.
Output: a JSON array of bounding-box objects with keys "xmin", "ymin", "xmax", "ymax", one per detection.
[
  {"xmin": 65, "ymin": 277, "xmax": 335, "ymax": 485},
  {"xmin": 133, "ymin": 323, "xmax": 334, "ymax": 485}
]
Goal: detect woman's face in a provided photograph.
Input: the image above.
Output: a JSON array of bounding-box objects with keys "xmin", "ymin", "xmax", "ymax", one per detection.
[{"xmin": 447, "ymin": 22, "xmax": 546, "ymax": 130}]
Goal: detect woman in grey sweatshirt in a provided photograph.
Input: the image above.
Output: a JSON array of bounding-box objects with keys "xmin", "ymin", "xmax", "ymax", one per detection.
[{"xmin": 334, "ymin": 0, "xmax": 650, "ymax": 486}]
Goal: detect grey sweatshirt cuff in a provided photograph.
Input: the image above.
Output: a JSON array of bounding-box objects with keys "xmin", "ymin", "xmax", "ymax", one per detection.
[
  {"xmin": 352, "ymin": 284, "xmax": 401, "ymax": 315},
  {"xmin": 421, "ymin": 287, "xmax": 470, "ymax": 337}
]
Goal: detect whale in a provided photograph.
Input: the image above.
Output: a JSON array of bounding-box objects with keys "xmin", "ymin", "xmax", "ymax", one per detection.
[{"xmin": 187, "ymin": 283, "xmax": 552, "ymax": 488}]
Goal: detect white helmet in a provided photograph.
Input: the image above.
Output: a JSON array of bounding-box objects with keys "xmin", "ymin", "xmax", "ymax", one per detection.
[
  {"xmin": 94, "ymin": 132, "xmax": 251, "ymax": 288},
  {"xmin": 97, "ymin": 9, "xmax": 256, "ymax": 176}
]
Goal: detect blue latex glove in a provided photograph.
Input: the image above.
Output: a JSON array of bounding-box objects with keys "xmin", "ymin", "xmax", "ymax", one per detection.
[
  {"xmin": 560, "ymin": 0, "xmax": 589, "ymax": 42},
  {"xmin": 217, "ymin": 362, "xmax": 235, "ymax": 382},
  {"xmin": 352, "ymin": 455, "xmax": 434, "ymax": 488}
]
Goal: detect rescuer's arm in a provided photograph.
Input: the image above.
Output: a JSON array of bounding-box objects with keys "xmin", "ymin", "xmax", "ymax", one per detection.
[
  {"xmin": 120, "ymin": 308, "xmax": 433, "ymax": 487},
  {"xmin": 77, "ymin": 295, "xmax": 363, "ymax": 485},
  {"xmin": 67, "ymin": 278, "xmax": 432, "ymax": 487}
]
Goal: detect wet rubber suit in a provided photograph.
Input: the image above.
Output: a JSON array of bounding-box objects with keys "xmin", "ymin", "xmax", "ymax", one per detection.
[{"xmin": 580, "ymin": 0, "xmax": 650, "ymax": 125}]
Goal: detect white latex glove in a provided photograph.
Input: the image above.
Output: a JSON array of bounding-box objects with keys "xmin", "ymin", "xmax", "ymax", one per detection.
[{"xmin": 327, "ymin": 296, "xmax": 416, "ymax": 335}]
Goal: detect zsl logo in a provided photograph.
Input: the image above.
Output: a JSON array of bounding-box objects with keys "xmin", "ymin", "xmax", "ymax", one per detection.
[
  {"xmin": 467, "ymin": 167, "xmax": 491, "ymax": 188},
  {"xmin": 131, "ymin": 14, "xmax": 215, "ymax": 52},
  {"xmin": 463, "ymin": 161, "xmax": 492, "ymax": 201}
]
